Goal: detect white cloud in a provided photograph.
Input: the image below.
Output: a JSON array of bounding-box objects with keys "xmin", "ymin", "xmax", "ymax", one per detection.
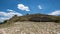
[
  {"xmin": 38, "ymin": 5, "xmax": 42, "ymax": 9},
  {"xmin": 49, "ymin": 10, "xmax": 60, "ymax": 15},
  {"xmin": 0, "ymin": 9, "xmax": 23, "ymax": 22},
  {"xmin": 17, "ymin": 4, "xmax": 30, "ymax": 11},
  {"xmin": 7, "ymin": 9, "xmax": 14, "ymax": 12},
  {"xmin": 0, "ymin": 17, "xmax": 9, "ymax": 22}
]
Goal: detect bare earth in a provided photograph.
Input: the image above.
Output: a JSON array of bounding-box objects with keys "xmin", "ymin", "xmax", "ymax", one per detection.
[{"xmin": 0, "ymin": 22, "xmax": 60, "ymax": 34}]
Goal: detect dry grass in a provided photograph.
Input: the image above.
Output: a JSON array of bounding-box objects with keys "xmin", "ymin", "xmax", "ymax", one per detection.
[{"xmin": 0, "ymin": 22, "xmax": 60, "ymax": 34}]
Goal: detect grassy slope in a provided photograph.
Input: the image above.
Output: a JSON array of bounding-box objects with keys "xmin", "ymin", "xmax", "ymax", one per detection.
[{"xmin": 4, "ymin": 14, "xmax": 60, "ymax": 23}]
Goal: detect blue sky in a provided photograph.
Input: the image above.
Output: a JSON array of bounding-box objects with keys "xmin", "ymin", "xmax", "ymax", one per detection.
[{"xmin": 0, "ymin": 0, "xmax": 60, "ymax": 22}]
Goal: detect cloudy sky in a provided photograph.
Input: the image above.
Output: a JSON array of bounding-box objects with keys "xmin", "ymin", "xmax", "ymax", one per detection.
[{"xmin": 0, "ymin": 0, "xmax": 60, "ymax": 22}]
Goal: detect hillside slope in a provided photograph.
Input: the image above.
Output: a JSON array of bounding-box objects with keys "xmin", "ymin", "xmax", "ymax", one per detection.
[
  {"xmin": 0, "ymin": 22, "xmax": 60, "ymax": 34},
  {"xmin": 0, "ymin": 14, "xmax": 60, "ymax": 34}
]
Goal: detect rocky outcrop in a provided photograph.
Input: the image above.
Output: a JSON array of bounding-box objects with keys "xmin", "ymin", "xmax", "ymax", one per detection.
[{"xmin": 29, "ymin": 17, "xmax": 57, "ymax": 22}]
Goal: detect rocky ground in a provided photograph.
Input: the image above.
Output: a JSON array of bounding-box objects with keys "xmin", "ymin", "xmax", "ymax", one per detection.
[{"xmin": 0, "ymin": 22, "xmax": 60, "ymax": 34}]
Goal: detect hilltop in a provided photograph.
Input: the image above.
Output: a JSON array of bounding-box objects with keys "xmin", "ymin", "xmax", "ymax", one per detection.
[{"xmin": 3, "ymin": 14, "xmax": 60, "ymax": 23}]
